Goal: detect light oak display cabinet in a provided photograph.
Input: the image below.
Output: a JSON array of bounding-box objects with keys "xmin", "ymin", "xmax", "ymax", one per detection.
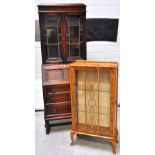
[{"xmin": 70, "ymin": 61, "xmax": 118, "ymax": 154}]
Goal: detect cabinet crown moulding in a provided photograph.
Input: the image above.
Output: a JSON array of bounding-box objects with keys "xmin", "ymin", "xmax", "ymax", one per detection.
[{"xmin": 38, "ymin": 4, "xmax": 86, "ymax": 7}]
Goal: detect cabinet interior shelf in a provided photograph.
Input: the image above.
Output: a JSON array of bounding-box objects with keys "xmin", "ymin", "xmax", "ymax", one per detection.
[
  {"xmin": 77, "ymin": 111, "xmax": 110, "ymax": 115},
  {"xmin": 67, "ymin": 41, "xmax": 83, "ymax": 44},
  {"xmin": 43, "ymin": 25, "xmax": 83, "ymax": 28},
  {"xmin": 75, "ymin": 88, "xmax": 110, "ymax": 92},
  {"xmin": 45, "ymin": 43, "xmax": 62, "ymax": 45},
  {"xmin": 44, "ymin": 41, "xmax": 83, "ymax": 46},
  {"xmin": 43, "ymin": 25, "xmax": 61, "ymax": 28}
]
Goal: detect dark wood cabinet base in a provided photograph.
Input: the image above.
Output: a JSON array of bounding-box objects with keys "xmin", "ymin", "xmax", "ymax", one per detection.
[
  {"xmin": 45, "ymin": 118, "xmax": 72, "ymax": 134},
  {"xmin": 42, "ymin": 64, "xmax": 72, "ymax": 134},
  {"xmin": 45, "ymin": 121, "xmax": 50, "ymax": 134},
  {"xmin": 45, "ymin": 126, "xmax": 50, "ymax": 134}
]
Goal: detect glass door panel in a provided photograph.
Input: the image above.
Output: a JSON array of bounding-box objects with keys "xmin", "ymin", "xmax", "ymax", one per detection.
[
  {"xmin": 100, "ymin": 70, "xmax": 110, "ymax": 92},
  {"xmin": 75, "ymin": 70, "xmax": 85, "ymax": 129},
  {"xmin": 75, "ymin": 69, "xmax": 111, "ymax": 134},
  {"xmin": 44, "ymin": 16, "xmax": 62, "ymax": 62},
  {"xmin": 65, "ymin": 15, "xmax": 84, "ymax": 61},
  {"xmin": 86, "ymin": 70, "xmax": 98, "ymax": 131},
  {"xmin": 99, "ymin": 70, "xmax": 111, "ymax": 133}
]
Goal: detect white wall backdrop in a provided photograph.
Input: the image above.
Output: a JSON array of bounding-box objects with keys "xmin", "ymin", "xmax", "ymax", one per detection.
[{"xmin": 35, "ymin": 0, "xmax": 120, "ymax": 110}]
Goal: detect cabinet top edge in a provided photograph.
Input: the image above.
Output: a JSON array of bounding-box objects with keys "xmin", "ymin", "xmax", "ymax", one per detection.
[
  {"xmin": 38, "ymin": 3, "xmax": 86, "ymax": 7},
  {"xmin": 70, "ymin": 60, "xmax": 119, "ymax": 68}
]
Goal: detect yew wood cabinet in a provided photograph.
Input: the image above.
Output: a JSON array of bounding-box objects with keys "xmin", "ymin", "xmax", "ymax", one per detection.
[
  {"xmin": 38, "ymin": 4, "xmax": 86, "ymax": 134},
  {"xmin": 69, "ymin": 61, "xmax": 118, "ymax": 154}
]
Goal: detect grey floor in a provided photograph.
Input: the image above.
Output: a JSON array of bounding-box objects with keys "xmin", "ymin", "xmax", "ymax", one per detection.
[{"xmin": 35, "ymin": 108, "xmax": 120, "ymax": 155}]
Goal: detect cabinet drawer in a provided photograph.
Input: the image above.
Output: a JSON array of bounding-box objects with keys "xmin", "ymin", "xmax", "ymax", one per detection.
[
  {"xmin": 45, "ymin": 102, "xmax": 71, "ymax": 116},
  {"xmin": 44, "ymin": 85, "xmax": 70, "ymax": 95},
  {"xmin": 45, "ymin": 94, "xmax": 70, "ymax": 103}
]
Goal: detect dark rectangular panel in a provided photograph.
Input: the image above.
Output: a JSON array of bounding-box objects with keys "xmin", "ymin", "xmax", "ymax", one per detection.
[{"xmin": 86, "ymin": 18, "xmax": 119, "ymax": 42}]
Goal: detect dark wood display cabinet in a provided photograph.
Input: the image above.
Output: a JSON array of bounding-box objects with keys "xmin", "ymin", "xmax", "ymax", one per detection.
[
  {"xmin": 38, "ymin": 4, "xmax": 87, "ymax": 134},
  {"xmin": 38, "ymin": 4, "xmax": 86, "ymax": 64}
]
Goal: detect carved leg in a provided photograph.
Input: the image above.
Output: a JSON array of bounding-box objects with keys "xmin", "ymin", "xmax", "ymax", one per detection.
[
  {"xmin": 110, "ymin": 139, "xmax": 116, "ymax": 154},
  {"xmin": 70, "ymin": 131, "xmax": 76, "ymax": 146},
  {"xmin": 46, "ymin": 127, "xmax": 50, "ymax": 134},
  {"xmin": 112, "ymin": 143, "xmax": 116, "ymax": 154},
  {"xmin": 45, "ymin": 121, "xmax": 50, "ymax": 134}
]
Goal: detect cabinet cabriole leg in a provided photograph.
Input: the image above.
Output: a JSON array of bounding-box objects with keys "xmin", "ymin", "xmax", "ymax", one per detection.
[
  {"xmin": 112, "ymin": 143, "xmax": 116, "ymax": 154},
  {"xmin": 70, "ymin": 131, "xmax": 76, "ymax": 146},
  {"xmin": 110, "ymin": 139, "xmax": 116, "ymax": 154}
]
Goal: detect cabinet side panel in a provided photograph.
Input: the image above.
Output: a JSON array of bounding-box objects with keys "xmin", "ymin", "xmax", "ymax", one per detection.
[
  {"xmin": 70, "ymin": 67, "xmax": 76, "ymax": 130},
  {"xmin": 110, "ymin": 68, "xmax": 116, "ymax": 137}
]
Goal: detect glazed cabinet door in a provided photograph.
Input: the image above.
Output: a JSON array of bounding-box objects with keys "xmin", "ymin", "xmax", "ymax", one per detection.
[
  {"xmin": 65, "ymin": 14, "xmax": 86, "ymax": 62},
  {"xmin": 39, "ymin": 12, "xmax": 86, "ymax": 64},
  {"xmin": 39, "ymin": 14, "xmax": 63, "ymax": 64},
  {"xmin": 71, "ymin": 68, "xmax": 115, "ymax": 137}
]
